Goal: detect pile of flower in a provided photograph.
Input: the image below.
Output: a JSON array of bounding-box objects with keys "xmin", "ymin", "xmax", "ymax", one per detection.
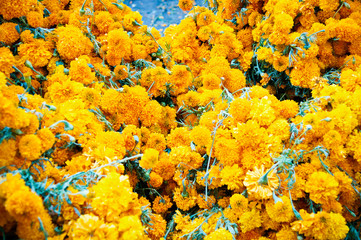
[{"xmin": 0, "ymin": 0, "xmax": 361, "ymax": 239}]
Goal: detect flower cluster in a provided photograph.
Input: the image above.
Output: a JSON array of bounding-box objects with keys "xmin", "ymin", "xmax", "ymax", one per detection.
[{"xmin": 0, "ymin": 0, "xmax": 360, "ymax": 239}]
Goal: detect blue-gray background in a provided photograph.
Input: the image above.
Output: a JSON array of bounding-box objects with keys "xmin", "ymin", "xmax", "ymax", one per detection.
[{"xmin": 123, "ymin": 0, "xmax": 206, "ymax": 32}]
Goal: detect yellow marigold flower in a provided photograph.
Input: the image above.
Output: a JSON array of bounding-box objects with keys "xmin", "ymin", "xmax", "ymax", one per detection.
[
  {"xmin": 140, "ymin": 100, "xmax": 163, "ymax": 127},
  {"xmin": 290, "ymin": 60, "xmax": 321, "ymax": 89},
  {"xmin": 267, "ymin": 119, "xmax": 290, "ymax": 141},
  {"xmin": 230, "ymin": 194, "xmax": 248, "ymax": 212},
  {"xmin": 0, "ymin": 47, "xmax": 16, "ymax": 77},
  {"xmin": 114, "ymin": 65, "xmax": 128, "ymax": 80},
  {"xmin": 140, "ymin": 66, "xmax": 170, "ymax": 98},
  {"xmin": 173, "ymin": 186, "xmax": 197, "ymax": 211},
  {"xmin": 196, "ymin": 194, "xmax": 216, "ymax": 209},
  {"xmin": 106, "ymin": 28, "xmax": 132, "ymax": 66},
  {"xmin": 265, "ymin": 196, "xmax": 294, "ymax": 223},
  {"xmin": 238, "ymin": 208, "xmax": 262, "ymax": 233},
  {"xmin": 250, "ymin": 97, "xmax": 276, "ymax": 127},
  {"xmin": 69, "ymin": 214, "xmax": 118, "ymax": 240},
  {"xmin": 243, "ymin": 165, "xmax": 279, "ymax": 200},
  {"xmin": 118, "ymin": 215, "xmax": 147, "ymax": 239},
  {"xmin": 152, "ymin": 153, "xmax": 176, "ymax": 181},
  {"xmin": 0, "ymin": 22, "xmax": 20, "ymax": 45},
  {"xmin": 18, "ymin": 134, "xmax": 42, "ymax": 161},
  {"xmin": 152, "ymin": 195, "xmax": 173, "ymax": 214},
  {"xmin": 166, "ymin": 127, "xmax": 191, "ymax": 149},
  {"xmin": 55, "ymin": 25, "xmax": 93, "ymax": 62},
  {"xmin": 5, "ymin": 189, "xmax": 44, "ymax": 222},
  {"xmin": 169, "ymin": 65, "xmax": 193, "ymax": 96},
  {"xmin": 190, "ymin": 125, "xmax": 212, "ymax": 148},
  {"xmin": 229, "ymin": 97, "xmax": 251, "ymax": 123},
  {"xmin": 169, "ymin": 146, "xmax": 203, "ymax": 170},
  {"xmin": 340, "ymin": 68, "xmax": 361, "ymax": 92},
  {"xmin": 149, "ymin": 171, "xmax": 163, "ymax": 188},
  {"xmin": 276, "ymin": 99, "xmax": 299, "ymax": 119},
  {"xmin": 69, "ymin": 56, "xmax": 96, "ymax": 85},
  {"xmin": 81, "ymin": 87, "xmax": 101, "ymax": 109},
  {"xmin": 204, "ymin": 227, "xmax": 233, "ymax": 240},
  {"xmin": 276, "ymin": 225, "xmax": 298, "ymax": 240},
  {"xmin": 305, "ymin": 171, "xmax": 339, "ymax": 205},
  {"xmin": 0, "ymin": 0, "xmax": 37, "ymax": 20},
  {"xmin": 201, "ymin": 73, "xmax": 221, "ymax": 90},
  {"xmin": 37, "ymin": 128, "xmax": 56, "ymax": 152},
  {"xmin": 178, "ymin": 0, "xmax": 194, "ymax": 11},
  {"xmin": 196, "ymin": 9, "xmax": 215, "ymax": 27},
  {"xmin": 16, "ymin": 212, "xmax": 55, "ymax": 240},
  {"xmin": 177, "ymin": 91, "xmax": 201, "ymax": 108},
  {"xmin": 220, "ymin": 165, "xmax": 245, "ymax": 191},
  {"xmin": 291, "ymin": 210, "xmax": 349, "ymax": 240},
  {"xmin": 122, "ymin": 11, "xmax": 143, "ymax": 33},
  {"xmin": 140, "ymin": 148, "xmax": 159, "ymax": 170},
  {"xmin": 144, "ymin": 132, "xmax": 166, "ymax": 153},
  {"xmin": 91, "ymin": 173, "xmax": 141, "ymax": 222}
]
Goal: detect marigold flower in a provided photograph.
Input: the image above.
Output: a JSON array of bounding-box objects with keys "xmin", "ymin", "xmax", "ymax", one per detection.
[
  {"xmin": 152, "ymin": 195, "xmax": 173, "ymax": 214},
  {"xmin": 114, "ymin": 65, "xmax": 128, "ymax": 80},
  {"xmin": 243, "ymin": 165, "xmax": 279, "ymax": 200},
  {"xmin": 291, "ymin": 210, "xmax": 349, "ymax": 240},
  {"xmin": 238, "ymin": 208, "xmax": 262, "ymax": 233},
  {"xmin": 178, "ymin": 0, "xmax": 194, "ymax": 11},
  {"xmin": 204, "ymin": 227, "xmax": 233, "ymax": 240},
  {"xmin": 140, "ymin": 148, "xmax": 159, "ymax": 170},
  {"xmin": 18, "ymin": 134, "xmax": 42, "ymax": 161},
  {"xmin": 26, "ymin": 11, "xmax": 44, "ymax": 28},
  {"xmin": 0, "ymin": 0, "xmax": 37, "ymax": 20},
  {"xmin": 0, "ymin": 47, "xmax": 16, "ymax": 77},
  {"xmin": 55, "ymin": 25, "xmax": 93, "ymax": 62},
  {"xmin": 305, "ymin": 171, "xmax": 340, "ymax": 205},
  {"xmin": 0, "ymin": 22, "xmax": 20, "ymax": 45}
]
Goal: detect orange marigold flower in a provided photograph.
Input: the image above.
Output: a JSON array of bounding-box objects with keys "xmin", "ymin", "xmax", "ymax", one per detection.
[
  {"xmin": 122, "ymin": 11, "xmax": 143, "ymax": 33},
  {"xmin": 243, "ymin": 165, "xmax": 279, "ymax": 200},
  {"xmin": 0, "ymin": 139, "xmax": 16, "ymax": 167},
  {"xmin": 114, "ymin": 65, "xmax": 128, "ymax": 80},
  {"xmin": 106, "ymin": 28, "xmax": 132, "ymax": 66},
  {"xmin": 0, "ymin": 22, "xmax": 20, "ymax": 45},
  {"xmin": 18, "ymin": 134, "xmax": 42, "ymax": 161},
  {"xmin": 0, "ymin": 0, "xmax": 37, "ymax": 20},
  {"xmin": 152, "ymin": 195, "xmax": 173, "ymax": 214},
  {"xmin": 140, "ymin": 100, "xmax": 163, "ymax": 127},
  {"xmin": 178, "ymin": 0, "xmax": 194, "ymax": 11},
  {"xmin": 144, "ymin": 132, "xmax": 166, "ymax": 153},
  {"xmin": 166, "ymin": 127, "xmax": 191, "ymax": 149},
  {"xmin": 0, "ymin": 47, "xmax": 16, "ymax": 77},
  {"xmin": 55, "ymin": 25, "xmax": 93, "ymax": 62},
  {"xmin": 26, "ymin": 11, "xmax": 44, "ymax": 28},
  {"xmin": 169, "ymin": 65, "xmax": 193, "ymax": 96},
  {"xmin": 149, "ymin": 171, "xmax": 163, "ymax": 188}
]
